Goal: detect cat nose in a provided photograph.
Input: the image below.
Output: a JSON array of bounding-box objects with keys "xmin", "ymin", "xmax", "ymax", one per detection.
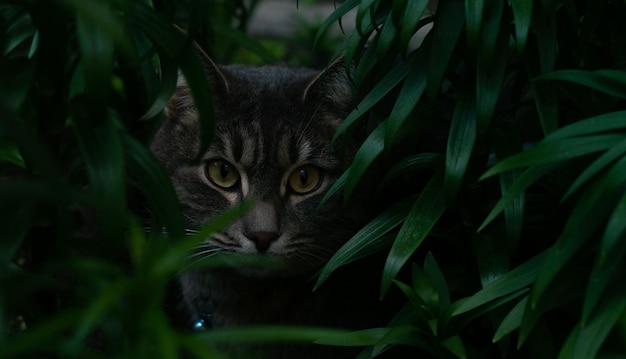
[{"xmin": 245, "ymin": 231, "xmax": 279, "ymax": 252}]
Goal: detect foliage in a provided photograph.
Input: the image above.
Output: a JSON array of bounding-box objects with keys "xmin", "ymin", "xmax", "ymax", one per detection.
[
  {"xmin": 2, "ymin": 0, "xmax": 626, "ymax": 358},
  {"xmin": 315, "ymin": 0, "xmax": 626, "ymax": 357}
]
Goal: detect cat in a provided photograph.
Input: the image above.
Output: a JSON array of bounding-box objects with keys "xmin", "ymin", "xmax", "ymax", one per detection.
[{"xmin": 151, "ymin": 49, "xmax": 381, "ymax": 358}]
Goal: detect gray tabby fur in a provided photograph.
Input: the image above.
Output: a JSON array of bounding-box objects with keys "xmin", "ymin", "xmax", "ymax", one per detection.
[{"xmin": 151, "ymin": 51, "xmax": 370, "ymax": 357}]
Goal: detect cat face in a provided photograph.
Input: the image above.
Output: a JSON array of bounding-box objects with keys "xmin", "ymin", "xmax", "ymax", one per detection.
[{"xmin": 151, "ymin": 54, "xmax": 360, "ymax": 278}]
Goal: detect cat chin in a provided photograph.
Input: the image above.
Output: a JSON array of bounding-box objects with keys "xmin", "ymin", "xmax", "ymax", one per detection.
[{"xmin": 218, "ymin": 253, "xmax": 305, "ymax": 278}]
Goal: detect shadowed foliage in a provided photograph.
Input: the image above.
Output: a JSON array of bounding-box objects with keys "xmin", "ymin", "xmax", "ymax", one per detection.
[{"xmin": 1, "ymin": 0, "xmax": 626, "ymax": 358}]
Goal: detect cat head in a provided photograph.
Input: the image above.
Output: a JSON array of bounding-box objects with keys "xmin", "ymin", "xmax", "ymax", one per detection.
[{"xmin": 151, "ymin": 50, "xmax": 361, "ymax": 278}]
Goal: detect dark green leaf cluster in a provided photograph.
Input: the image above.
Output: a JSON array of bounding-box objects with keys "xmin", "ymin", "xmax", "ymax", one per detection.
[{"xmin": 315, "ymin": 0, "xmax": 626, "ymax": 357}]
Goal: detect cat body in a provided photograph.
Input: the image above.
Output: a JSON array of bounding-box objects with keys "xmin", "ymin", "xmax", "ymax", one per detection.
[{"xmin": 151, "ymin": 52, "xmax": 376, "ymax": 357}]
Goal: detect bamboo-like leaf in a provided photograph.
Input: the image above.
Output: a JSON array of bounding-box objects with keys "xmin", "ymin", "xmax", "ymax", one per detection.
[
  {"xmin": 539, "ymin": 69, "xmax": 626, "ymax": 99},
  {"xmin": 558, "ymin": 284, "xmax": 626, "ymax": 359},
  {"xmin": 423, "ymin": 253, "xmax": 450, "ymax": 315},
  {"xmin": 444, "ymin": 90, "xmax": 476, "ymax": 201},
  {"xmin": 384, "ymin": 53, "xmax": 427, "ymax": 149},
  {"xmin": 377, "ymin": 153, "xmax": 443, "ymax": 194},
  {"xmin": 481, "ymin": 134, "xmax": 624, "ymax": 179},
  {"xmin": 562, "ymin": 137, "xmax": 626, "ymax": 200},
  {"xmin": 493, "ymin": 296, "xmax": 528, "ymax": 343},
  {"xmin": 441, "ymin": 335, "xmax": 467, "ymax": 359},
  {"xmin": 479, "ymin": 163, "xmax": 555, "ymax": 232},
  {"xmin": 511, "ymin": 0, "xmax": 534, "ymax": 53},
  {"xmin": 122, "ymin": 133, "xmax": 185, "ymax": 239},
  {"xmin": 72, "ymin": 112, "xmax": 126, "ymax": 240},
  {"xmin": 76, "ymin": 3, "xmax": 114, "ymax": 117},
  {"xmin": 372, "ymin": 325, "xmax": 432, "ymax": 357},
  {"xmin": 125, "ymin": 1, "xmax": 216, "ymax": 158},
  {"xmin": 473, "ymin": 233, "xmax": 510, "ymax": 290},
  {"xmin": 451, "ymin": 250, "xmax": 547, "ymax": 316},
  {"xmin": 426, "ymin": 0, "xmax": 464, "ymax": 98},
  {"xmin": 333, "ymin": 52, "xmax": 415, "ymax": 143},
  {"xmin": 582, "ymin": 189, "xmax": 626, "ymax": 323},
  {"xmin": 381, "ymin": 172, "xmax": 446, "ymax": 298},
  {"xmin": 344, "ymin": 121, "xmax": 385, "ymax": 201},
  {"xmin": 544, "ymin": 110, "xmax": 626, "ymax": 141},
  {"xmin": 476, "ymin": 0, "xmax": 506, "ymax": 133},
  {"xmin": 464, "ymin": 0, "xmax": 484, "ymax": 51},
  {"xmin": 399, "ymin": 0, "xmax": 430, "ymax": 49},
  {"xmin": 529, "ymin": 156, "xmax": 626, "ymax": 312},
  {"xmin": 314, "ymin": 0, "xmax": 360, "ymax": 47},
  {"xmin": 315, "ymin": 197, "xmax": 414, "ymax": 290},
  {"xmin": 376, "ymin": 14, "xmax": 397, "ymax": 60}
]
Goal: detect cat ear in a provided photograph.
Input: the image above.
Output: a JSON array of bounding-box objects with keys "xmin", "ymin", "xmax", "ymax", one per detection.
[
  {"xmin": 165, "ymin": 46, "xmax": 229, "ymax": 122},
  {"xmin": 302, "ymin": 57, "xmax": 353, "ymax": 115}
]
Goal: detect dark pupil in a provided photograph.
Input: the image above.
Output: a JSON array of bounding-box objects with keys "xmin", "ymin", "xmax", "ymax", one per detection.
[
  {"xmin": 298, "ymin": 169, "xmax": 308, "ymax": 185},
  {"xmin": 220, "ymin": 163, "xmax": 230, "ymax": 179}
]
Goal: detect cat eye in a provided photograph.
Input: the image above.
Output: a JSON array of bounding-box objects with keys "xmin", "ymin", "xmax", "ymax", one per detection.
[
  {"xmin": 288, "ymin": 165, "xmax": 322, "ymax": 194},
  {"xmin": 206, "ymin": 159, "xmax": 240, "ymax": 189}
]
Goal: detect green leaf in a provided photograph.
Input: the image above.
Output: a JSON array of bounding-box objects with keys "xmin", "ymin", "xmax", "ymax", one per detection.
[
  {"xmin": 481, "ymin": 134, "xmax": 624, "ymax": 179},
  {"xmin": 539, "ymin": 69, "xmax": 626, "ymax": 99},
  {"xmin": 511, "ymin": 0, "xmax": 534, "ymax": 53},
  {"xmin": 465, "ymin": 0, "xmax": 484, "ymax": 51},
  {"xmin": 198, "ymin": 326, "xmax": 352, "ymax": 344},
  {"xmin": 376, "ymin": 14, "xmax": 397, "ymax": 59},
  {"xmin": 315, "ymin": 197, "xmax": 414, "ymax": 290},
  {"xmin": 399, "ymin": 0, "xmax": 430, "ymax": 49},
  {"xmin": 377, "ymin": 153, "xmax": 443, "ymax": 194},
  {"xmin": 344, "ymin": 121, "xmax": 385, "ymax": 201},
  {"xmin": 529, "ymin": 155, "xmax": 626, "ymax": 311},
  {"xmin": 426, "ymin": 0, "xmax": 464, "ymax": 98},
  {"xmin": 544, "ymin": 110, "xmax": 626, "ymax": 141},
  {"xmin": 476, "ymin": 0, "xmax": 506, "ymax": 133},
  {"xmin": 441, "ymin": 335, "xmax": 467, "ymax": 359},
  {"xmin": 384, "ymin": 53, "xmax": 427, "ymax": 150},
  {"xmin": 72, "ymin": 112, "xmax": 126, "ymax": 240},
  {"xmin": 0, "ymin": 140, "xmax": 25, "ymax": 167},
  {"xmin": 562, "ymin": 137, "xmax": 626, "ymax": 200},
  {"xmin": 582, "ymin": 189, "xmax": 626, "ymax": 323},
  {"xmin": 122, "ymin": 133, "xmax": 185, "ymax": 239},
  {"xmin": 333, "ymin": 52, "xmax": 415, "ymax": 143},
  {"xmin": 451, "ymin": 251, "xmax": 548, "ymax": 316},
  {"xmin": 444, "ymin": 90, "xmax": 476, "ymax": 201},
  {"xmin": 423, "ymin": 253, "xmax": 450, "ymax": 316},
  {"xmin": 473, "ymin": 232, "xmax": 510, "ymax": 289},
  {"xmin": 558, "ymin": 284, "xmax": 626, "ymax": 359},
  {"xmin": 75, "ymin": 2, "xmax": 115, "ymax": 116},
  {"xmin": 372, "ymin": 325, "xmax": 432, "ymax": 357},
  {"xmin": 493, "ymin": 296, "xmax": 528, "ymax": 343},
  {"xmin": 381, "ymin": 172, "xmax": 446, "ymax": 298},
  {"xmin": 314, "ymin": 0, "xmax": 360, "ymax": 48},
  {"xmin": 479, "ymin": 163, "xmax": 556, "ymax": 232}
]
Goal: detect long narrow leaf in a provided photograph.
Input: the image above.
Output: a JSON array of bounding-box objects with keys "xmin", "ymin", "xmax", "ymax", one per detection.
[
  {"xmin": 381, "ymin": 172, "xmax": 446, "ymax": 298},
  {"xmin": 451, "ymin": 251, "xmax": 548, "ymax": 316},
  {"xmin": 315, "ymin": 197, "xmax": 414, "ymax": 290}
]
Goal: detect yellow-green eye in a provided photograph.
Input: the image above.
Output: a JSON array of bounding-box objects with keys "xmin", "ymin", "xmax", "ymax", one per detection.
[
  {"xmin": 288, "ymin": 165, "xmax": 322, "ymax": 194},
  {"xmin": 206, "ymin": 159, "xmax": 240, "ymax": 189}
]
